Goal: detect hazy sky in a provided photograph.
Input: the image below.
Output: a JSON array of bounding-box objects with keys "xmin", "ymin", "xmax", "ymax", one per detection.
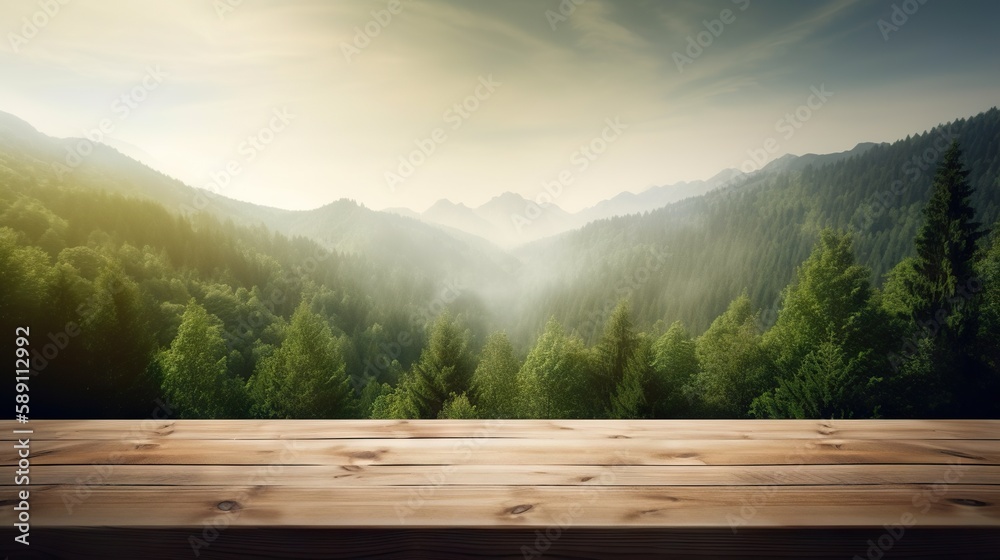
[{"xmin": 2, "ymin": 0, "xmax": 998, "ymax": 212}]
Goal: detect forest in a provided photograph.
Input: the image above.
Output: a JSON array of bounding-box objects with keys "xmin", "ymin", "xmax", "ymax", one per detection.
[{"xmin": 1, "ymin": 110, "xmax": 999, "ymax": 420}]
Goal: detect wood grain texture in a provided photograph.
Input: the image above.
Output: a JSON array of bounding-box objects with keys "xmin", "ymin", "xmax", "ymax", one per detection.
[
  {"xmin": 13, "ymin": 484, "xmax": 1000, "ymax": 527},
  {"xmin": 1, "ymin": 419, "xmax": 998, "ymax": 558},
  {"xmin": 4, "ymin": 437, "xmax": 999, "ymax": 467},
  {"xmin": 23, "ymin": 463, "xmax": 1000, "ymax": 487},
  {"xmin": 11, "ymin": 418, "xmax": 999, "ymax": 441}
]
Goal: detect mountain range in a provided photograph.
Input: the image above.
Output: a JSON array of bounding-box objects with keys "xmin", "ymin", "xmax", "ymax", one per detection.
[
  {"xmin": 383, "ymin": 142, "xmax": 881, "ymax": 248},
  {"xmin": 2, "ymin": 107, "xmax": 998, "ymax": 345}
]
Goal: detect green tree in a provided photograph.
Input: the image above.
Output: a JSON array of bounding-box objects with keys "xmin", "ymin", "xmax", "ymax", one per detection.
[
  {"xmin": 763, "ymin": 230, "xmax": 880, "ymax": 375},
  {"xmin": 247, "ymin": 301, "xmax": 355, "ymax": 418},
  {"xmin": 609, "ymin": 334, "xmax": 651, "ymax": 419},
  {"xmin": 406, "ymin": 312, "xmax": 474, "ymax": 419},
  {"xmin": 695, "ymin": 294, "xmax": 772, "ymax": 417},
  {"xmin": 438, "ymin": 392, "xmax": 479, "ymax": 419},
  {"xmin": 82, "ymin": 264, "xmax": 157, "ymax": 415},
  {"xmin": 888, "ymin": 142, "xmax": 988, "ymax": 416},
  {"xmin": 517, "ymin": 317, "xmax": 593, "ymax": 418},
  {"xmin": 649, "ymin": 321, "xmax": 700, "ymax": 417},
  {"xmin": 910, "ymin": 141, "xmax": 985, "ymax": 316},
  {"xmin": 594, "ymin": 300, "xmax": 641, "ymax": 413},
  {"xmin": 159, "ymin": 302, "xmax": 243, "ymax": 418},
  {"xmin": 471, "ymin": 331, "xmax": 521, "ymax": 418},
  {"xmin": 752, "ymin": 334, "xmax": 875, "ymax": 419}
]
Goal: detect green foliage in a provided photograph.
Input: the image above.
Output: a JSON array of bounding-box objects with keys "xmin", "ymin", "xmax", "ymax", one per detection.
[
  {"xmin": 405, "ymin": 312, "xmax": 474, "ymax": 419},
  {"xmin": 517, "ymin": 318, "xmax": 594, "ymax": 418},
  {"xmin": 694, "ymin": 294, "xmax": 773, "ymax": 418},
  {"xmin": 5, "ymin": 111, "xmax": 1000, "ymax": 420},
  {"xmin": 763, "ymin": 230, "xmax": 877, "ymax": 373},
  {"xmin": 594, "ymin": 301, "xmax": 641, "ymax": 410},
  {"xmin": 910, "ymin": 141, "xmax": 985, "ymax": 318},
  {"xmin": 247, "ymin": 301, "xmax": 355, "ymax": 418},
  {"xmin": 471, "ymin": 331, "xmax": 521, "ymax": 418},
  {"xmin": 649, "ymin": 321, "xmax": 700, "ymax": 417},
  {"xmin": 751, "ymin": 334, "xmax": 875, "ymax": 419},
  {"xmin": 882, "ymin": 142, "xmax": 991, "ymax": 417},
  {"xmin": 159, "ymin": 302, "xmax": 244, "ymax": 418},
  {"xmin": 438, "ymin": 392, "xmax": 479, "ymax": 419},
  {"xmin": 609, "ymin": 334, "xmax": 651, "ymax": 419}
]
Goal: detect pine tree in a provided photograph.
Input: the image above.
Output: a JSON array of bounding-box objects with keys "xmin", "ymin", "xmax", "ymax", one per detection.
[
  {"xmin": 407, "ymin": 312, "xmax": 474, "ymax": 419},
  {"xmin": 247, "ymin": 301, "xmax": 354, "ymax": 418},
  {"xmin": 159, "ymin": 302, "xmax": 242, "ymax": 418},
  {"xmin": 609, "ymin": 335, "xmax": 651, "ymax": 419},
  {"xmin": 763, "ymin": 230, "xmax": 877, "ymax": 375},
  {"xmin": 517, "ymin": 317, "xmax": 593, "ymax": 418},
  {"xmin": 471, "ymin": 331, "xmax": 521, "ymax": 418},
  {"xmin": 911, "ymin": 141, "xmax": 984, "ymax": 316},
  {"xmin": 751, "ymin": 334, "xmax": 875, "ymax": 419},
  {"xmin": 695, "ymin": 294, "xmax": 772, "ymax": 417},
  {"xmin": 649, "ymin": 321, "xmax": 700, "ymax": 417},
  {"xmin": 893, "ymin": 141, "xmax": 988, "ymax": 416},
  {"xmin": 595, "ymin": 300, "xmax": 640, "ymax": 412},
  {"xmin": 438, "ymin": 392, "xmax": 479, "ymax": 419}
]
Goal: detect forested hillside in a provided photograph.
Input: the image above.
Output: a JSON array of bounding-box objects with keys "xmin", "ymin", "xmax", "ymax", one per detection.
[
  {"xmin": 2, "ymin": 109, "xmax": 998, "ymax": 419},
  {"xmin": 507, "ymin": 109, "xmax": 1000, "ymax": 341}
]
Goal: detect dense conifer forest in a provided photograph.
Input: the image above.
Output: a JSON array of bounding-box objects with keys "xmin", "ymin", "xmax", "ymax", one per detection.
[{"xmin": 2, "ymin": 109, "xmax": 998, "ymax": 419}]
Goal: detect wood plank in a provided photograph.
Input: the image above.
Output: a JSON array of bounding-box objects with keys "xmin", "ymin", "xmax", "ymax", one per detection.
[
  {"xmin": 5, "ymin": 437, "xmax": 998, "ymax": 466},
  {"xmin": 10, "ymin": 485, "xmax": 1000, "ymax": 528},
  {"xmin": 7, "ymin": 419, "xmax": 998, "ymax": 441},
  {"xmin": 22, "ymin": 463, "xmax": 1000, "ymax": 487}
]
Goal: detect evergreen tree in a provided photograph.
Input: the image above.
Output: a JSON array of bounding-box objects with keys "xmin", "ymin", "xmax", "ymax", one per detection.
[
  {"xmin": 910, "ymin": 141, "xmax": 985, "ymax": 315},
  {"xmin": 594, "ymin": 300, "xmax": 640, "ymax": 412},
  {"xmin": 609, "ymin": 334, "xmax": 651, "ymax": 418},
  {"xmin": 159, "ymin": 302, "xmax": 243, "ymax": 418},
  {"xmin": 471, "ymin": 331, "xmax": 521, "ymax": 418},
  {"xmin": 694, "ymin": 294, "xmax": 772, "ymax": 417},
  {"xmin": 247, "ymin": 301, "xmax": 354, "ymax": 418},
  {"xmin": 82, "ymin": 264, "xmax": 158, "ymax": 415},
  {"xmin": 517, "ymin": 317, "xmax": 593, "ymax": 418},
  {"xmin": 438, "ymin": 392, "xmax": 479, "ymax": 419},
  {"xmin": 752, "ymin": 334, "xmax": 876, "ymax": 419},
  {"xmin": 763, "ymin": 230, "xmax": 878, "ymax": 375},
  {"xmin": 406, "ymin": 312, "xmax": 474, "ymax": 418},
  {"xmin": 890, "ymin": 141, "xmax": 988, "ymax": 416},
  {"xmin": 649, "ymin": 321, "xmax": 700, "ymax": 417}
]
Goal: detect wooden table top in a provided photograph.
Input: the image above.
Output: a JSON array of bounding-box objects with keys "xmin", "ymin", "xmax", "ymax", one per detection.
[{"xmin": 2, "ymin": 419, "xmax": 998, "ymax": 529}]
